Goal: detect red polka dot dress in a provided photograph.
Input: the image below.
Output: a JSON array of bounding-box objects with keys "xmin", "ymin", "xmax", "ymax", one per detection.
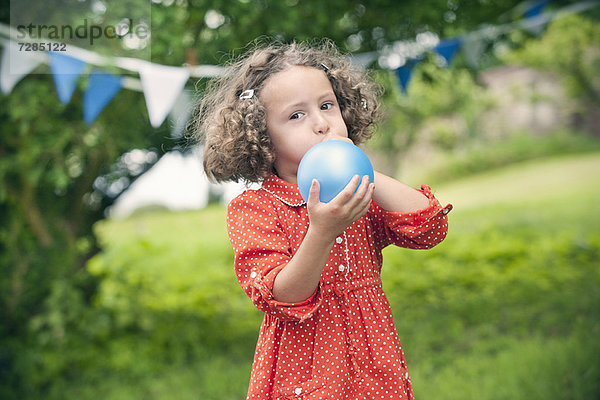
[{"xmin": 227, "ymin": 175, "xmax": 452, "ymax": 400}]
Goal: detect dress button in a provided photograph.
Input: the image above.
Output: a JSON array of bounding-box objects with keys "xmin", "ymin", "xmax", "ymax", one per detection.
[
  {"xmin": 442, "ymin": 207, "xmax": 449, "ymax": 215},
  {"xmin": 250, "ymin": 271, "xmax": 257, "ymax": 278},
  {"xmin": 294, "ymin": 387, "xmax": 302, "ymax": 395},
  {"xmin": 338, "ymin": 264, "xmax": 345, "ymax": 272},
  {"xmin": 336, "ymin": 237, "xmax": 343, "ymax": 244}
]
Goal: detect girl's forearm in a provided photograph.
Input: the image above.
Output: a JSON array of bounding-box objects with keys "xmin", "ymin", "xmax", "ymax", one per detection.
[
  {"xmin": 372, "ymin": 171, "xmax": 429, "ymax": 212},
  {"xmin": 272, "ymin": 226, "xmax": 334, "ymax": 303}
]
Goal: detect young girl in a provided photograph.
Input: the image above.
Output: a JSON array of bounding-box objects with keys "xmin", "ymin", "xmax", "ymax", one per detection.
[{"xmin": 195, "ymin": 40, "xmax": 452, "ymax": 400}]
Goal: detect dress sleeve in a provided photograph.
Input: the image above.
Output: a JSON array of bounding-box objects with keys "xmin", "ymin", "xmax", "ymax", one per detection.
[
  {"xmin": 370, "ymin": 185, "xmax": 452, "ymax": 251},
  {"xmin": 227, "ymin": 191, "xmax": 320, "ymax": 323}
]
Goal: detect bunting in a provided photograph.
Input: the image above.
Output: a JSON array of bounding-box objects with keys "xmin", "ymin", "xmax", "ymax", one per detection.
[
  {"xmin": 49, "ymin": 52, "xmax": 87, "ymax": 104},
  {"xmin": 169, "ymin": 90, "xmax": 195, "ymax": 138},
  {"xmin": 524, "ymin": 0, "xmax": 550, "ymax": 18},
  {"xmin": 0, "ymin": 0, "xmax": 598, "ymax": 123},
  {"xmin": 434, "ymin": 38, "xmax": 462, "ymax": 66},
  {"xmin": 0, "ymin": 40, "xmax": 42, "ymax": 94},
  {"xmin": 139, "ymin": 62, "xmax": 190, "ymax": 128},
  {"xmin": 389, "ymin": 0, "xmax": 599, "ymax": 94},
  {"xmin": 395, "ymin": 59, "xmax": 421, "ymax": 94},
  {"xmin": 83, "ymin": 70, "xmax": 123, "ymax": 124},
  {"xmin": 523, "ymin": 0, "xmax": 551, "ymax": 35},
  {"xmin": 461, "ymin": 35, "xmax": 487, "ymax": 69}
]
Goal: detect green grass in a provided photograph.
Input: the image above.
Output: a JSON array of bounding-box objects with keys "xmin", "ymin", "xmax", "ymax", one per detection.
[
  {"xmin": 27, "ymin": 152, "xmax": 600, "ymax": 400},
  {"xmin": 412, "ymin": 130, "xmax": 600, "ymax": 188},
  {"xmin": 412, "ymin": 332, "xmax": 599, "ymax": 399},
  {"xmin": 59, "ymin": 356, "xmax": 252, "ymax": 400},
  {"xmin": 431, "ymin": 151, "xmax": 600, "ymax": 210}
]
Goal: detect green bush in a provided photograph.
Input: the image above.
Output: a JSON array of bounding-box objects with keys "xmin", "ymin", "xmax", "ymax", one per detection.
[{"xmin": 86, "ymin": 206, "xmax": 262, "ymax": 361}]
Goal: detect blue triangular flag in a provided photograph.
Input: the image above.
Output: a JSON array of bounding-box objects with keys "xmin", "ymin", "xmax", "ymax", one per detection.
[
  {"xmin": 395, "ymin": 59, "xmax": 421, "ymax": 94},
  {"xmin": 83, "ymin": 70, "xmax": 123, "ymax": 124},
  {"xmin": 49, "ymin": 52, "xmax": 87, "ymax": 104},
  {"xmin": 524, "ymin": 0, "xmax": 549, "ymax": 19},
  {"xmin": 434, "ymin": 38, "xmax": 462, "ymax": 66},
  {"xmin": 522, "ymin": 0, "xmax": 550, "ymax": 36}
]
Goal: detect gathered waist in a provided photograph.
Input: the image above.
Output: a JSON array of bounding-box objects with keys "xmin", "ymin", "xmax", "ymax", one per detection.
[{"xmin": 320, "ymin": 275, "xmax": 382, "ymax": 298}]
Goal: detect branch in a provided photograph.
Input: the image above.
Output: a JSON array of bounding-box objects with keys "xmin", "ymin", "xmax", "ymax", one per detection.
[{"xmin": 6, "ymin": 182, "xmax": 53, "ymax": 248}]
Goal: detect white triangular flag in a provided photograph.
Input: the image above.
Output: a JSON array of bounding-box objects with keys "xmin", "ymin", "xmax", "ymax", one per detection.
[
  {"xmin": 349, "ymin": 51, "xmax": 377, "ymax": 69},
  {"xmin": 461, "ymin": 35, "xmax": 487, "ymax": 69},
  {"xmin": 139, "ymin": 61, "xmax": 190, "ymax": 128},
  {"xmin": 1, "ymin": 41, "xmax": 42, "ymax": 94},
  {"xmin": 169, "ymin": 89, "xmax": 194, "ymax": 139}
]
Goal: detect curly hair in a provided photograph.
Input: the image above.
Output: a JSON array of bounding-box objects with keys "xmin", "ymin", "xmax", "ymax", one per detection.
[{"xmin": 192, "ymin": 38, "xmax": 382, "ymax": 183}]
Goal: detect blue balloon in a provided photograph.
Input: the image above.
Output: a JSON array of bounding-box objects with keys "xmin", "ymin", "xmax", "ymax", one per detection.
[{"xmin": 297, "ymin": 140, "xmax": 374, "ymax": 203}]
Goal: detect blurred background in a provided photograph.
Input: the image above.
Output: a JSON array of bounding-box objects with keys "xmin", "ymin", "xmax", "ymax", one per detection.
[{"xmin": 1, "ymin": 0, "xmax": 599, "ymax": 399}]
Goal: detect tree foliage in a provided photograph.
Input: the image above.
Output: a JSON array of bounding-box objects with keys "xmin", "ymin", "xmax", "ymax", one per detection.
[{"xmin": 502, "ymin": 14, "xmax": 600, "ymax": 112}]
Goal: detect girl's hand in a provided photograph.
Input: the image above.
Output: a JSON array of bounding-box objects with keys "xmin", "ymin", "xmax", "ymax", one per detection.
[
  {"xmin": 306, "ymin": 175, "xmax": 374, "ymax": 242},
  {"xmin": 272, "ymin": 174, "xmax": 372, "ymax": 303}
]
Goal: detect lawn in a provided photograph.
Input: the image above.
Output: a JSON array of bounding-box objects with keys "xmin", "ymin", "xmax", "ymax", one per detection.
[
  {"xmin": 66, "ymin": 152, "xmax": 600, "ymax": 399},
  {"xmin": 384, "ymin": 153, "xmax": 600, "ymax": 399}
]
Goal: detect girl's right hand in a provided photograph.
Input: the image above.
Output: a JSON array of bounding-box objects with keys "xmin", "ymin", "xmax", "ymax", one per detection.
[{"xmin": 306, "ymin": 175, "xmax": 374, "ymax": 243}]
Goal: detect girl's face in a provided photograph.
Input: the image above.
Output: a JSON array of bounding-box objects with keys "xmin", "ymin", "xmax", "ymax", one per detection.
[{"xmin": 260, "ymin": 65, "xmax": 349, "ymax": 184}]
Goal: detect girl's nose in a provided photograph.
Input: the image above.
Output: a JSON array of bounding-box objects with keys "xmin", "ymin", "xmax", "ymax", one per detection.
[{"xmin": 313, "ymin": 114, "xmax": 329, "ymax": 135}]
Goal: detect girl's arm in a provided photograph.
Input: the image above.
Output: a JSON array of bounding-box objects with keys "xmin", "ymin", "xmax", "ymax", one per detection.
[
  {"xmin": 272, "ymin": 175, "xmax": 374, "ymax": 303},
  {"xmin": 372, "ymin": 170, "xmax": 430, "ymax": 212},
  {"xmin": 369, "ymin": 171, "xmax": 452, "ymax": 252}
]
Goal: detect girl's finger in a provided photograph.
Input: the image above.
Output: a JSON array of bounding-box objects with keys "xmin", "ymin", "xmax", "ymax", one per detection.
[
  {"xmin": 353, "ymin": 182, "xmax": 374, "ymax": 217},
  {"xmin": 354, "ymin": 175, "xmax": 370, "ymax": 199},
  {"xmin": 359, "ymin": 183, "xmax": 375, "ymax": 212},
  {"xmin": 331, "ymin": 175, "xmax": 360, "ymax": 204},
  {"xmin": 346, "ymin": 175, "xmax": 370, "ymax": 210},
  {"xmin": 307, "ymin": 179, "xmax": 321, "ymax": 206}
]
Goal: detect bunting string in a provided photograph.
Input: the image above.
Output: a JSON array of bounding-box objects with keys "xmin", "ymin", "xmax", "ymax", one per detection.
[
  {"xmin": 0, "ymin": 0, "xmax": 598, "ymax": 125},
  {"xmin": 381, "ymin": 0, "xmax": 600, "ymax": 93}
]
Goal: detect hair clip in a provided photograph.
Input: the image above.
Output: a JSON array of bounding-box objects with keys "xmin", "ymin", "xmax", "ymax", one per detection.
[
  {"xmin": 320, "ymin": 63, "xmax": 329, "ymax": 71},
  {"xmin": 239, "ymin": 89, "xmax": 254, "ymax": 100}
]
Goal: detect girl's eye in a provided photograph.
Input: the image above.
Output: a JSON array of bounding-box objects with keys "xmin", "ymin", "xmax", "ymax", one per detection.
[
  {"xmin": 321, "ymin": 102, "xmax": 334, "ymax": 110},
  {"xmin": 290, "ymin": 112, "xmax": 304, "ymax": 120}
]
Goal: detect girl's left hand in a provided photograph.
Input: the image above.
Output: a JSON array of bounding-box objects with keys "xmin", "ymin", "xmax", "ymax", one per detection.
[{"xmin": 306, "ymin": 174, "xmax": 374, "ymax": 243}]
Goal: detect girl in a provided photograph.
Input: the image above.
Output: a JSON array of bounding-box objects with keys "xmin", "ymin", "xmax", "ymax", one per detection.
[{"xmin": 195, "ymin": 40, "xmax": 452, "ymax": 400}]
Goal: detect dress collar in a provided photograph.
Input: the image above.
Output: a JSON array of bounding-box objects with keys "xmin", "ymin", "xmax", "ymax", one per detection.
[{"xmin": 260, "ymin": 175, "xmax": 306, "ymax": 207}]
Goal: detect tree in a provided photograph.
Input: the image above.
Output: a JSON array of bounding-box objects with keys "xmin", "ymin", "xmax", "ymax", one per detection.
[{"xmin": 502, "ymin": 14, "xmax": 600, "ymax": 134}]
